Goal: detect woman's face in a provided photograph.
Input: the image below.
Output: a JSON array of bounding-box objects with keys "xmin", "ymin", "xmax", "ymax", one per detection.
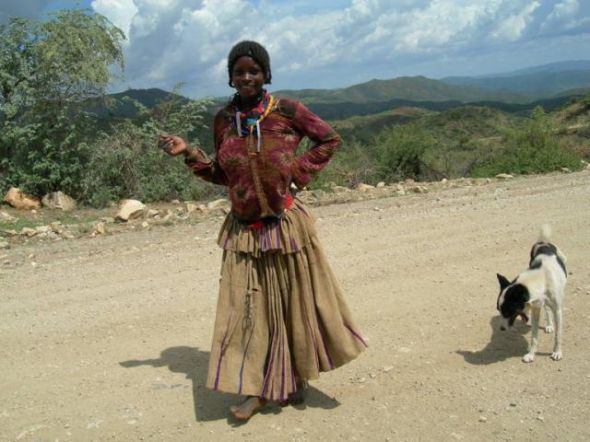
[{"xmin": 231, "ymin": 56, "xmax": 265, "ymax": 101}]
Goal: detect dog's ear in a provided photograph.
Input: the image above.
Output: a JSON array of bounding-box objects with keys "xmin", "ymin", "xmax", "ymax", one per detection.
[{"xmin": 497, "ymin": 273, "xmax": 510, "ymax": 290}]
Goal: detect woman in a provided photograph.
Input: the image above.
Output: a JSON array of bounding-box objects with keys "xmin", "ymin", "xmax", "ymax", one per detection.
[{"xmin": 159, "ymin": 40, "xmax": 366, "ymax": 420}]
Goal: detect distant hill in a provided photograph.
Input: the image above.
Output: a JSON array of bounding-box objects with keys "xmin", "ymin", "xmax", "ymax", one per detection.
[
  {"xmin": 93, "ymin": 88, "xmax": 189, "ymax": 118},
  {"xmin": 98, "ymin": 86, "xmax": 584, "ymax": 135},
  {"xmin": 332, "ymin": 107, "xmax": 433, "ymax": 143},
  {"xmin": 553, "ymin": 87, "xmax": 590, "ymax": 98},
  {"xmin": 442, "ymin": 60, "xmax": 590, "ymax": 98},
  {"xmin": 332, "ymin": 104, "xmax": 517, "ymax": 146},
  {"xmin": 328, "ymin": 92, "xmax": 590, "ymax": 148},
  {"xmin": 302, "ymin": 93, "xmax": 582, "ymax": 121},
  {"xmin": 99, "ymin": 65, "xmax": 587, "ymax": 129},
  {"xmin": 489, "ymin": 60, "xmax": 590, "ymax": 77},
  {"xmin": 467, "ymin": 94, "xmax": 585, "ymax": 115},
  {"xmin": 275, "ymin": 76, "xmax": 527, "ymax": 105},
  {"xmin": 110, "ymin": 88, "xmax": 189, "ymax": 107},
  {"xmin": 305, "ymin": 97, "xmax": 462, "ymax": 120},
  {"xmin": 408, "ymin": 105, "xmax": 516, "ymax": 141}
]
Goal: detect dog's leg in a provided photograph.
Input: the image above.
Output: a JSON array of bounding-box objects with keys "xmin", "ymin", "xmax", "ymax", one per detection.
[
  {"xmin": 551, "ymin": 303, "xmax": 563, "ymax": 361},
  {"xmin": 523, "ymin": 305, "xmax": 541, "ymax": 363},
  {"xmin": 543, "ymin": 303, "xmax": 554, "ymax": 334}
]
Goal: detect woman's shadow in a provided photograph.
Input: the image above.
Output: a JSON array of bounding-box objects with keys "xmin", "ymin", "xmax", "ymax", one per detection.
[
  {"xmin": 456, "ymin": 316, "xmax": 530, "ymax": 365},
  {"xmin": 120, "ymin": 346, "xmax": 339, "ymax": 422}
]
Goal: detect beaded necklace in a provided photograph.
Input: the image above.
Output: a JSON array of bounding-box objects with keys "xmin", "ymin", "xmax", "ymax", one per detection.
[{"xmin": 233, "ymin": 91, "xmax": 275, "ymax": 152}]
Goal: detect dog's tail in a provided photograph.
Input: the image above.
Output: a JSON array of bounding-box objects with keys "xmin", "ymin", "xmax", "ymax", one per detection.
[
  {"xmin": 538, "ymin": 224, "xmax": 567, "ymax": 264},
  {"xmin": 538, "ymin": 224, "xmax": 552, "ymax": 243}
]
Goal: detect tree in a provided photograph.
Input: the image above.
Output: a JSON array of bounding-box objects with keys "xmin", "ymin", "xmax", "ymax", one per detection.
[
  {"xmin": 34, "ymin": 10, "xmax": 125, "ymax": 105},
  {"xmin": 373, "ymin": 124, "xmax": 434, "ymax": 182},
  {"xmin": 0, "ymin": 9, "xmax": 125, "ymax": 196},
  {"xmin": 0, "ymin": 18, "xmax": 38, "ymax": 122}
]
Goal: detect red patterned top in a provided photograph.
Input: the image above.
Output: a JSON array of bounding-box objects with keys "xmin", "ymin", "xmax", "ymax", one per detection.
[{"xmin": 185, "ymin": 97, "xmax": 341, "ymax": 222}]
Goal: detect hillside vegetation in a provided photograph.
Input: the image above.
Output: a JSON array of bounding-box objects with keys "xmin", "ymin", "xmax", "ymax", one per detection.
[{"xmin": 317, "ymin": 98, "xmax": 589, "ymax": 187}]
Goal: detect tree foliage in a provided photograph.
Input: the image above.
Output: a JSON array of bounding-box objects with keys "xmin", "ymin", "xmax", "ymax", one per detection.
[
  {"xmin": 80, "ymin": 94, "xmax": 219, "ymax": 207},
  {"xmin": 0, "ymin": 9, "xmax": 125, "ymax": 197}
]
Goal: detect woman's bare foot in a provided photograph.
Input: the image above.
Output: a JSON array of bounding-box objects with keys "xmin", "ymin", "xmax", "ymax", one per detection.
[
  {"xmin": 279, "ymin": 380, "xmax": 308, "ymax": 407},
  {"xmin": 230, "ymin": 396, "xmax": 267, "ymax": 420}
]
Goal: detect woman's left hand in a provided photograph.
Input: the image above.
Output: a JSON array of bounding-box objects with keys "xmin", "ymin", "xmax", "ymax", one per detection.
[{"xmin": 158, "ymin": 134, "xmax": 188, "ymax": 156}]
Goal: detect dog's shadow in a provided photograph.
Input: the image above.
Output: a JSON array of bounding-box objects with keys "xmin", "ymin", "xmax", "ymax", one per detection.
[
  {"xmin": 457, "ymin": 316, "xmax": 530, "ymax": 365},
  {"xmin": 119, "ymin": 346, "xmax": 339, "ymax": 423}
]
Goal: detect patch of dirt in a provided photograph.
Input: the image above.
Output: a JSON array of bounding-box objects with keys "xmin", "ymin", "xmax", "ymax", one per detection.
[{"xmin": 1, "ymin": 170, "xmax": 589, "ymax": 441}]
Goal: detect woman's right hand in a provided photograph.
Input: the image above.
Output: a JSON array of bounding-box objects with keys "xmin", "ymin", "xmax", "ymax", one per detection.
[{"xmin": 158, "ymin": 134, "xmax": 188, "ymax": 156}]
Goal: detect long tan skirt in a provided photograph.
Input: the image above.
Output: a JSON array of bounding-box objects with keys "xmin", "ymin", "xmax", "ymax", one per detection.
[{"xmin": 206, "ymin": 200, "xmax": 366, "ymax": 401}]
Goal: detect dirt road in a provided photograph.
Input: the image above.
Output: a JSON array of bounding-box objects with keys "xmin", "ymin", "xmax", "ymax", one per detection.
[{"xmin": 1, "ymin": 171, "xmax": 589, "ymax": 441}]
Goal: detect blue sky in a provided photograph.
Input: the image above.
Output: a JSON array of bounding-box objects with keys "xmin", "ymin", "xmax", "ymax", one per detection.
[{"xmin": 1, "ymin": 0, "xmax": 589, "ymax": 99}]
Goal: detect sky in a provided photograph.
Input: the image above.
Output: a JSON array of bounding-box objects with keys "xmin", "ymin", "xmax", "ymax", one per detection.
[{"xmin": 1, "ymin": 0, "xmax": 589, "ymax": 99}]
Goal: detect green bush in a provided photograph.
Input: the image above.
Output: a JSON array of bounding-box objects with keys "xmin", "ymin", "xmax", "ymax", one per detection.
[
  {"xmin": 372, "ymin": 124, "xmax": 434, "ymax": 182},
  {"xmin": 309, "ymin": 139, "xmax": 378, "ymax": 189},
  {"xmin": 80, "ymin": 98, "xmax": 221, "ymax": 207},
  {"xmin": 471, "ymin": 107, "xmax": 583, "ymax": 176}
]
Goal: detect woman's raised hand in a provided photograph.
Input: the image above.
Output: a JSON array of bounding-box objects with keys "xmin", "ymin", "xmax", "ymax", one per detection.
[{"xmin": 158, "ymin": 134, "xmax": 188, "ymax": 156}]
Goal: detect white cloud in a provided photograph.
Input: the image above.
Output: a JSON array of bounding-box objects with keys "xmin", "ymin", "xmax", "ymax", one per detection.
[
  {"xmin": 385, "ymin": 1, "xmax": 498, "ymax": 52},
  {"xmin": 490, "ymin": 1, "xmax": 540, "ymax": 42},
  {"xmin": 541, "ymin": 0, "xmax": 585, "ymax": 30},
  {"xmin": 547, "ymin": 0, "xmax": 579, "ymax": 21}
]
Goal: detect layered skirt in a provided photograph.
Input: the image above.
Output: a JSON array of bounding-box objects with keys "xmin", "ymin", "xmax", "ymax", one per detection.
[{"xmin": 206, "ymin": 200, "xmax": 366, "ymax": 401}]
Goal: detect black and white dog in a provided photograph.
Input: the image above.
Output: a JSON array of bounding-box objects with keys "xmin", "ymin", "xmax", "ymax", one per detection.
[{"xmin": 496, "ymin": 225, "xmax": 567, "ymax": 362}]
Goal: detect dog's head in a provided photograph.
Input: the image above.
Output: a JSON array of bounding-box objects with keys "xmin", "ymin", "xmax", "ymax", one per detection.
[{"xmin": 496, "ymin": 273, "xmax": 530, "ymax": 330}]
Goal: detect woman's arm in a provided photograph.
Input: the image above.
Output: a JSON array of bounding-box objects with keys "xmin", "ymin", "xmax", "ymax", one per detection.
[
  {"xmin": 188, "ymin": 111, "xmax": 228, "ymax": 185},
  {"xmin": 184, "ymin": 146, "xmax": 228, "ymax": 186},
  {"xmin": 289, "ymin": 101, "xmax": 341, "ymax": 189},
  {"xmin": 159, "ymin": 112, "xmax": 228, "ymax": 186}
]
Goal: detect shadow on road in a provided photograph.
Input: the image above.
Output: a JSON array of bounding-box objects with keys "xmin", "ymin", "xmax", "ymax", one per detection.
[
  {"xmin": 120, "ymin": 346, "xmax": 339, "ymax": 423},
  {"xmin": 457, "ymin": 316, "xmax": 530, "ymax": 365},
  {"xmin": 120, "ymin": 346, "xmax": 232, "ymax": 422}
]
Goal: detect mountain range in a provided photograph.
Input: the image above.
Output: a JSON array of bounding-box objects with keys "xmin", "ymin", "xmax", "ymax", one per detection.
[
  {"xmin": 275, "ymin": 60, "xmax": 588, "ymax": 103},
  {"xmin": 441, "ymin": 60, "xmax": 590, "ymax": 98},
  {"xmin": 105, "ymin": 60, "xmax": 590, "ymax": 121}
]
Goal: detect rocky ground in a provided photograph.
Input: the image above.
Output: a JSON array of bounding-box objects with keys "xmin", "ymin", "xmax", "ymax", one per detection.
[{"xmin": 1, "ymin": 170, "xmax": 589, "ymax": 441}]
